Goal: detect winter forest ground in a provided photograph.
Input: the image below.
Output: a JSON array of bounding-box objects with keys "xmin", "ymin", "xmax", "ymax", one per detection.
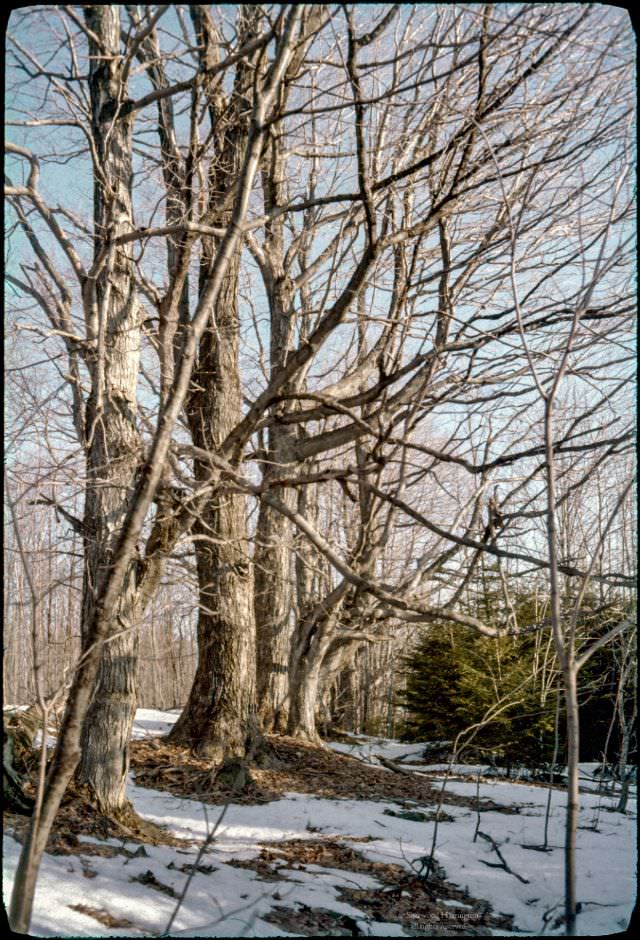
[{"xmin": 3, "ymin": 709, "xmax": 636, "ymax": 938}]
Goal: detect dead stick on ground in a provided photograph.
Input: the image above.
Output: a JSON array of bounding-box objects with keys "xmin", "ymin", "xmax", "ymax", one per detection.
[
  {"xmin": 374, "ymin": 754, "xmax": 417, "ymax": 776},
  {"xmin": 477, "ymin": 830, "xmax": 530, "ymax": 884}
]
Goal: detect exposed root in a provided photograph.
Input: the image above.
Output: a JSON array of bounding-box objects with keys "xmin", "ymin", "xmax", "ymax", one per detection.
[{"xmin": 4, "ymin": 780, "xmax": 187, "ymax": 854}]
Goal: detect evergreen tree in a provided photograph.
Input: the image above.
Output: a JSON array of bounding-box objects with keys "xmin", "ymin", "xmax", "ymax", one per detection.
[
  {"xmin": 398, "ymin": 588, "xmax": 633, "ymax": 768},
  {"xmin": 398, "ymin": 620, "xmax": 559, "ymax": 768}
]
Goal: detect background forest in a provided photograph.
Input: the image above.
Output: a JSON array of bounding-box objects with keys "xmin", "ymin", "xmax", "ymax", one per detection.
[{"xmin": 4, "ymin": 4, "xmax": 636, "ymax": 935}]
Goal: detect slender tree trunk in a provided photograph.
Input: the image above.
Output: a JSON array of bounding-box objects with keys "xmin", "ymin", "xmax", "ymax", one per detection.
[
  {"xmin": 337, "ymin": 659, "xmax": 359, "ymax": 733},
  {"xmin": 563, "ymin": 664, "xmax": 580, "ymax": 936},
  {"xmin": 255, "ymin": 433, "xmax": 296, "ymax": 732},
  {"xmin": 543, "ymin": 688, "xmax": 562, "ymax": 849},
  {"xmin": 616, "ymin": 664, "xmax": 636, "ymax": 814},
  {"xmin": 76, "ymin": 6, "xmax": 141, "ymax": 817},
  {"xmin": 255, "ymin": 416, "xmax": 297, "ymax": 733},
  {"xmin": 254, "ymin": 128, "xmax": 298, "ymax": 733},
  {"xmin": 250, "ymin": 6, "xmax": 330, "ymax": 727}
]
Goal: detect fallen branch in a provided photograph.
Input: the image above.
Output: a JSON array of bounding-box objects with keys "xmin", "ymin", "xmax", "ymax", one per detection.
[
  {"xmin": 374, "ymin": 754, "xmax": 418, "ymax": 776},
  {"xmin": 477, "ymin": 830, "xmax": 529, "ymax": 884},
  {"xmin": 388, "ymin": 749, "xmax": 429, "ymax": 764}
]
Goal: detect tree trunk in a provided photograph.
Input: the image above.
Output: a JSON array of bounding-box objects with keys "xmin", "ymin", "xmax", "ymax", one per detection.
[
  {"xmin": 167, "ymin": 486, "xmax": 255, "ymax": 760},
  {"xmin": 615, "ymin": 662, "xmax": 636, "ymax": 812},
  {"xmin": 255, "ymin": 416, "xmax": 297, "ymax": 732},
  {"xmin": 287, "ymin": 608, "xmax": 329, "ymax": 744},
  {"xmin": 166, "ymin": 242, "xmax": 256, "ymax": 760},
  {"xmin": 287, "ymin": 582, "xmax": 348, "ymax": 743},
  {"xmin": 76, "ymin": 6, "xmax": 141, "ymax": 817},
  {"xmin": 254, "ymin": 126, "xmax": 298, "ymax": 733},
  {"xmin": 563, "ymin": 664, "xmax": 580, "ymax": 936},
  {"xmin": 336, "ymin": 659, "xmax": 359, "ymax": 733},
  {"xmin": 168, "ymin": 10, "xmax": 258, "ymax": 758},
  {"xmin": 253, "ymin": 9, "xmax": 327, "ymax": 731},
  {"xmin": 255, "ymin": 405, "xmax": 297, "ymax": 734},
  {"xmin": 287, "ymin": 654, "xmax": 325, "ymax": 744}
]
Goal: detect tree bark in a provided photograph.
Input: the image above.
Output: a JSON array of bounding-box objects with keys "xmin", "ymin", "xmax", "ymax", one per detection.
[
  {"xmin": 254, "ymin": 301, "xmax": 297, "ymax": 733},
  {"xmin": 287, "ymin": 579, "xmax": 349, "ymax": 742},
  {"xmin": 287, "ymin": 652, "xmax": 326, "ymax": 744},
  {"xmin": 76, "ymin": 6, "xmax": 141, "ymax": 817},
  {"xmin": 167, "ymin": 6, "xmax": 257, "ymax": 760},
  {"xmin": 167, "ymin": 237, "xmax": 256, "ymax": 760},
  {"xmin": 252, "ymin": 9, "xmax": 327, "ymax": 731},
  {"xmin": 253, "ymin": 117, "xmax": 299, "ymax": 733},
  {"xmin": 563, "ymin": 664, "xmax": 579, "ymax": 937}
]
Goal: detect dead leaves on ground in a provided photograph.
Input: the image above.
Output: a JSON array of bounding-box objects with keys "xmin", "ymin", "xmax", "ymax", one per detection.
[
  {"xmin": 69, "ymin": 904, "xmax": 135, "ymax": 929},
  {"xmin": 265, "ymin": 904, "xmax": 366, "ymax": 937},
  {"xmin": 131, "ymin": 868, "xmax": 178, "ymax": 897},
  {"xmin": 251, "ymin": 836, "xmax": 515, "ymax": 936},
  {"xmin": 130, "ymin": 734, "xmax": 517, "ymax": 815},
  {"xmin": 229, "ymin": 835, "xmax": 404, "ymax": 885},
  {"xmin": 131, "ymin": 738, "xmax": 275, "ymax": 804},
  {"xmin": 4, "ymin": 778, "xmax": 181, "ymax": 860}
]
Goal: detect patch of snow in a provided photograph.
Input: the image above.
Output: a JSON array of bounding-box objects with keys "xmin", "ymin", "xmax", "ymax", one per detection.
[{"xmin": 131, "ymin": 708, "xmax": 181, "ymax": 739}]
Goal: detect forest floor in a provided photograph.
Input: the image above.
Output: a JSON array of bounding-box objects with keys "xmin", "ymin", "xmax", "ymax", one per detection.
[{"xmin": 3, "ymin": 708, "xmax": 636, "ymax": 937}]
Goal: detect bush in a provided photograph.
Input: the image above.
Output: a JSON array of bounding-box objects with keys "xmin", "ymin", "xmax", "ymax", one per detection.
[{"xmin": 397, "ymin": 618, "xmax": 560, "ymax": 769}]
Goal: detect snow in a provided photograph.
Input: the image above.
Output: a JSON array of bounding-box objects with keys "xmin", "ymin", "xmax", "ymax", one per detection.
[
  {"xmin": 329, "ymin": 736, "xmax": 428, "ymax": 764},
  {"xmin": 131, "ymin": 707, "xmax": 181, "ymax": 739},
  {"xmin": 3, "ymin": 711, "xmax": 636, "ymax": 937}
]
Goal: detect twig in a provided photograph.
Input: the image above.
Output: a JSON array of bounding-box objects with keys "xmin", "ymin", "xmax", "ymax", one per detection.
[
  {"xmin": 158, "ymin": 763, "xmax": 244, "ymax": 938},
  {"xmin": 473, "ymin": 771, "xmax": 481, "ymax": 842},
  {"xmin": 477, "ymin": 830, "xmax": 530, "ymax": 884}
]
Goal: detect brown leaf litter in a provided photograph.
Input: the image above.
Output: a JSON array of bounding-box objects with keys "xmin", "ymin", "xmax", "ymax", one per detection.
[
  {"xmin": 4, "ymin": 778, "xmax": 187, "ymax": 857},
  {"xmin": 68, "ymin": 904, "xmax": 136, "ymax": 929},
  {"xmin": 130, "ymin": 734, "xmax": 519, "ymax": 814},
  {"xmin": 227, "ymin": 835, "xmax": 401, "ymax": 884},
  {"xmin": 250, "ymin": 836, "xmax": 515, "ymax": 936}
]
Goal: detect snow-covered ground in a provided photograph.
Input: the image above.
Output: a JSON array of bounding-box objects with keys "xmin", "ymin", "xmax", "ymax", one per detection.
[
  {"xmin": 331, "ymin": 734, "xmax": 635, "ymax": 794},
  {"xmin": 3, "ymin": 709, "xmax": 636, "ymax": 937}
]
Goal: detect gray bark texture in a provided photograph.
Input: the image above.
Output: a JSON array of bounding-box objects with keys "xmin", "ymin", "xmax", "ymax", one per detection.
[
  {"xmin": 254, "ymin": 268, "xmax": 297, "ymax": 733},
  {"xmin": 76, "ymin": 6, "xmax": 142, "ymax": 816},
  {"xmin": 251, "ymin": 7, "xmax": 327, "ymax": 732},
  {"xmin": 166, "ymin": 261, "xmax": 257, "ymax": 760},
  {"xmin": 167, "ymin": 6, "xmax": 257, "ymax": 760}
]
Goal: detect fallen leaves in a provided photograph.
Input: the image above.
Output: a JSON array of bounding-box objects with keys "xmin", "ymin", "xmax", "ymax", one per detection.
[
  {"xmin": 264, "ymin": 903, "xmax": 364, "ymax": 937},
  {"xmin": 250, "ymin": 836, "xmax": 516, "ymax": 936},
  {"xmin": 69, "ymin": 904, "xmax": 135, "ymax": 929},
  {"xmin": 383, "ymin": 807, "xmax": 454, "ymax": 823},
  {"xmin": 131, "ymin": 868, "xmax": 178, "ymax": 897},
  {"xmin": 4, "ymin": 789, "xmax": 176, "ymax": 862},
  {"xmin": 130, "ymin": 734, "xmax": 517, "ymax": 814}
]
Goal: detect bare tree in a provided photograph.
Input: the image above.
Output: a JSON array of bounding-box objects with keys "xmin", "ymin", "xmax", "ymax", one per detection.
[
  {"xmin": 6, "ymin": 4, "xmax": 303, "ymax": 930},
  {"xmin": 5, "ymin": 5, "xmax": 635, "ymax": 933},
  {"xmin": 162, "ymin": 5, "xmax": 264, "ymax": 761},
  {"xmin": 487, "ymin": 102, "xmax": 635, "ymax": 933}
]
